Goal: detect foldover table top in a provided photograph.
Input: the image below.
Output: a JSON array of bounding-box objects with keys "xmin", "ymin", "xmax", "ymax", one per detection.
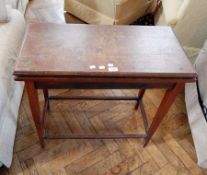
[{"xmin": 14, "ymin": 23, "xmax": 196, "ymax": 81}]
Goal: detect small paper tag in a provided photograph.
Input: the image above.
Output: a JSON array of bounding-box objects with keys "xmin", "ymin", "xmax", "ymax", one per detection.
[
  {"xmin": 108, "ymin": 67, "xmax": 118, "ymax": 72},
  {"xmin": 89, "ymin": 65, "xmax": 96, "ymax": 69},
  {"xmin": 107, "ymin": 63, "xmax": 114, "ymax": 67},
  {"xmin": 99, "ymin": 65, "xmax": 105, "ymax": 70}
]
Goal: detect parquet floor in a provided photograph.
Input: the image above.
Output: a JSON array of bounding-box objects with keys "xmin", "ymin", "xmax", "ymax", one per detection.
[{"xmin": 1, "ymin": 0, "xmax": 207, "ymax": 174}]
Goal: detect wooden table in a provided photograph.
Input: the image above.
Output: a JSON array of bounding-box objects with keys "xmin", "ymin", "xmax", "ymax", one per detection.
[{"xmin": 14, "ymin": 23, "xmax": 196, "ymax": 148}]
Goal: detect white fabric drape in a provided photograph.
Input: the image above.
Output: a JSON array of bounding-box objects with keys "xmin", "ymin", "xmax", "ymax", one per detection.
[
  {"xmin": 185, "ymin": 41, "xmax": 207, "ymax": 169},
  {"xmin": 0, "ymin": 9, "xmax": 25, "ymax": 167}
]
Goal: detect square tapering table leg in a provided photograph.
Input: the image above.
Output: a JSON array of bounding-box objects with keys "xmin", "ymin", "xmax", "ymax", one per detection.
[
  {"xmin": 144, "ymin": 83, "xmax": 184, "ymax": 147},
  {"xmin": 25, "ymin": 81, "xmax": 45, "ymax": 148},
  {"xmin": 43, "ymin": 89, "xmax": 50, "ymax": 111}
]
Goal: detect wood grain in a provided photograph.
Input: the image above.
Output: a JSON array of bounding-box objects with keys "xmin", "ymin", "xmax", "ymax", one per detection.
[{"xmin": 14, "ymin": 23, "xmax": 196, "ymax": 79}]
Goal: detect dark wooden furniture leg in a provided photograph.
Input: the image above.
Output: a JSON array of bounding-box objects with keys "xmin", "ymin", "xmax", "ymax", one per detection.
[
  {"xmin": 135, "ymin": 89, "xmax": 146, "ymax": 110},
  {"xmin": 43, "ymin": 89, "xmax": 50, "ymax": 111},
  {"xmin": 144, "ymin": 83, "xmax": 184, "ymax": 147},
  {"xmin": 43, "ymin": 89, "xmax": 48, "ymax": 99},
  {"xmin": 25, "ymin": 81, "xmax": 45, "ymax": 148}
]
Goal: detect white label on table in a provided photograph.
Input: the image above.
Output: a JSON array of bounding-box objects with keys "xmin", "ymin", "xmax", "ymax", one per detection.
[
  {"xmin": 108, "ymin": 67, "xmax": 118, "ymax": 72},
  {"xmin": 99, "ymin": 65, "xmax": 105, "ymax": 70},
  {"xmin": 89, "ymin": 65, "xmax": 96, "ymax": 69}
]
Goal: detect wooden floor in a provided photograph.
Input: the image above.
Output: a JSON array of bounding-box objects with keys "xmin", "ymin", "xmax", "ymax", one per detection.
[{"xmin": 1, "ymin": 0, "xmax": 207, "ymax": 174}]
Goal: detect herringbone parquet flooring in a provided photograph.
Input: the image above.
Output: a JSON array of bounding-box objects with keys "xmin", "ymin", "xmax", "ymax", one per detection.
[{"xmin": 1, "ymin": 0, "xmax": 207, "ymax": 174}]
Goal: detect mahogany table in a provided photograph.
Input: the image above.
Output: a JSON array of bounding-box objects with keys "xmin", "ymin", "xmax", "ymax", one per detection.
[{"xmin": 14, "ymin": 23, "xmax": 197, "ymax": 148}]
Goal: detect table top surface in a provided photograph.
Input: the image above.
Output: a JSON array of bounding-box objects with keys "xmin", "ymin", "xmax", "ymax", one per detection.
[{"xmin": 14, "ymin": 23, "xmax": 196, "ymax": 80}]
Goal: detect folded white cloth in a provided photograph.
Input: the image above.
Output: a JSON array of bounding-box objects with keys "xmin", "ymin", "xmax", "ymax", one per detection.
[
  {"xmin": 162, "ymin": 0, "xmax": 182, "ymax": 26},
  {"xmin": 196, "ymin": 41, "xmax": 207, "ymax": 108},
  {"xmin": 185, "ymin": 40, "xmax": 207, "ymax": 169},
  {"xmin": 5, "ymin": 0, "xmax": 18, "ymax": 8},
  {"xmin": 0, "ymin": 0, "xmax": 11, "ymax": 23},
  {"xmin": 0, "ymin": 9, "xmax": 25, "ymax": 167},
  {"xmin": 17, "ymin": 0, "xmax": 29, "ymax": 13},
  {"xmin": 162, "ymin": 0, "xmax": 190, "ymax": 26}
]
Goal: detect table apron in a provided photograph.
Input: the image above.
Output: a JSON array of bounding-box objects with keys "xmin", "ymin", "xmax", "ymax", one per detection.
[{"xmin": 34, "ymin": 82, "xmax": 175, "ymax": 89}]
